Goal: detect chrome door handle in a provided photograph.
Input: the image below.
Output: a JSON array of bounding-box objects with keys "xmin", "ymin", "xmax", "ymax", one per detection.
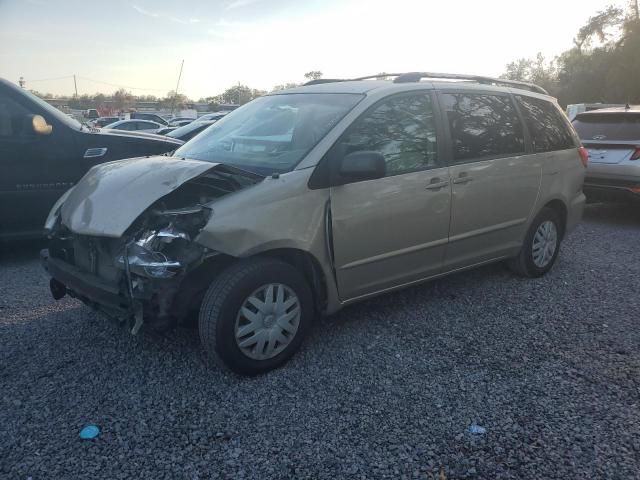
[{"xmin": 425, "ymin": 180, "xmax": 449, "ymax": 190}]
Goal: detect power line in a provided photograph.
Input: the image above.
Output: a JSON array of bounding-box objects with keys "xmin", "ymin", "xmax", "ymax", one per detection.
[
  {"xmin": 27, "ymin": 75, "xmax": 74, "ymax": 83},
  {"xmin": 77, "ymin": 76, "xmax": 167, "ymax": 92}
]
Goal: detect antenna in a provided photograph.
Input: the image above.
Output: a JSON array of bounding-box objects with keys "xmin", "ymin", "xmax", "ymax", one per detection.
[{"xmin": 171, "ymin": 59, "xmax": 184, "ymax": 115}]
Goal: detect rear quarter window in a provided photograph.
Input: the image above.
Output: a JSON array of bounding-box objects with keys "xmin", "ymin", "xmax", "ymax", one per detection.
[{"xmin": 516, "ymin": 96, "xmax": 576, "ymax": 152}]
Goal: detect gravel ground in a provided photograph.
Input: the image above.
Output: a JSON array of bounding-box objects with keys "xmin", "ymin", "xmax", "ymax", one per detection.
[{"xmin": 1, "ymin": 203, "xmax": 640, "ymax": 479}]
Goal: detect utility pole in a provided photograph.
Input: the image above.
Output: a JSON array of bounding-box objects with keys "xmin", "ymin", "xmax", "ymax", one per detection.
[
  {"xmin": 634, "ymin": 0, "xmax": 639, "ymax": 20},
  {"xmin": 73, "ymin": 74, "xmax": 78, "ymax": 97},
  {"xmin": 170, "ymin": 60, "xmax": 184, "ymax": 115}
]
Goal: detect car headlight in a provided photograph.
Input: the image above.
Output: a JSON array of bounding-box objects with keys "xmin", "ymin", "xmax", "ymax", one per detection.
[{"xmin": 116, "ymin": 242, "xmax": 181, "ymax": 279}]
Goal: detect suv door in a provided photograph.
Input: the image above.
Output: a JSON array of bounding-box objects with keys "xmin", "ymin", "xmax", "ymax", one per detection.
[
  {"xmin": 328, "ymin": 92, "xmax": 451, "ymax": 300},
  {"xmin": 0, "ymin": 91, "xmax": 77, "ymax": 237},
  {"xmin": 438, "ymin": 91, "xmax": 541, "ymax": 270}
]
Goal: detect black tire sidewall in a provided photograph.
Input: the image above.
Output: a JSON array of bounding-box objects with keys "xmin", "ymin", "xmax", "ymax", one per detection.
[
  {"xmin": 207, "ymin": 260, "xmax": 313, "ymax": 375},
  {"xmin": 522, "ymin": 208, "xmax": 562, "ymax": 277}
]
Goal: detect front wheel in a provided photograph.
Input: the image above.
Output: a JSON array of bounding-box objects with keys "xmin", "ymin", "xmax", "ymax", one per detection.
[
  {"xmin": 508, "ymin": 207, "xmax": 562, "ymax": 278},
  {"xmin": 199, "ymin": 257, "xmax": 313, "ymax": 375}
]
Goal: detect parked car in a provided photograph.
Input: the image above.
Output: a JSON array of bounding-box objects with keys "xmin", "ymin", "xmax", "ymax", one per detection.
[
  {"xmin": 103, "ymin": 119, "xmax": 163, "ymax": 133},
  {"xmin": 42, "ymin": 72, "xmax": 586, "ymax": 374},
  {"xmin": 572, "ymin": 105, "xmax": 640, "ymax": 203},
  {"xmin": 91, "ymin": 116, "xmax": 121, "ymax": 128},
  {"xmin": 130, "ymin": 112, "xmax": 169, "ymax": 126},
  {"xmin": 156, "ymin": 127, "xmax": 176, "ymax": 135},
  {"xmin": 83, "ymin": 108, "xmax": 99, "ymax": 119},
  {"xmin": 566, "ymin": 103, "xmax": 625, "ymax": 121},
  {"xmin": 170, "ymin": 119, "xmax": 193, "ymax": 127},
  {"xmin": 198, "ymin": 111, "xmax": 229, "ymax": 121},
  {"xmin": 0, "ymin": 78, "xmax": 184, "ymax": 239},
  {"xmin": 168, "ymin": 116, "xmax": 196, "ymax": 127},
  {"xmin": 165, "ymin": 120, "xmax": 216, "ymax": 142}
]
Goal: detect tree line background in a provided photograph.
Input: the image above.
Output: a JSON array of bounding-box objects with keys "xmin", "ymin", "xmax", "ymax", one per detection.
[
  {"xmin": 28, "ymin": 71, "xmax": 323, "ymax": 112},
  {"xmin": 29, "ymin": 1, "xmax": 640, "ymax": 113},
  {"xmin": 502, "ymin": 1, "xmax": 640, "ymax": 106}
]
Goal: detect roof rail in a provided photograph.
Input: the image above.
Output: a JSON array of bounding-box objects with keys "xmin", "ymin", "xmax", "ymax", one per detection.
[
  {"xmin": 303, "ymin": 79, "xmax": 346, "ymax": 86},
  {"xmin": 303, "ymin": 72, "xmax": 548, "ymax": 95},
  {"xmin": 392, "ymin": 72, "xmax": 548, "ymax": 95}
]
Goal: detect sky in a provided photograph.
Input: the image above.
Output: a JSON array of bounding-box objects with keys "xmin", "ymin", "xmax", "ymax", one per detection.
[{"xmin": 0, "ymin": 0, "xmax": 629, "ymax": 99}]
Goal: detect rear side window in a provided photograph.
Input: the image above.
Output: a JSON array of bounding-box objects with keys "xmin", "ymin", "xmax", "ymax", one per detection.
[
  {"xmin": 440, "ymin": 93, "xmax": 524, "ymax": 162},
  {"xmin": 572, "ymin": 114, "xmax": 640, "ymax": 141},
  {"xmin": 339, "ymin": 92, "xmax": 440, "ymax": 176},
  {"xmin": 516, "ymin": 96, "xmax": 575, "ymax": 152}
]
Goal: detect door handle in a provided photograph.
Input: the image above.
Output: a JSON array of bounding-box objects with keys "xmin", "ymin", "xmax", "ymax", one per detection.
[
  {"xmin": 452, "ymin": 172, "xmax": 473, "ymax": 184},
  {"xmin": 425, "ymin": 178, "xmax": 449, "ymax": 190}
]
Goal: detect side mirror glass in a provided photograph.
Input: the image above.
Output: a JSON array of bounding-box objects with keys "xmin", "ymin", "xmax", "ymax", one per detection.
[
  {"xmin": 32, "ymin": 115, "xmax": 53, "ymax": 135},
  {"xmin": 338, "ymin": 150, "xmax": 386, "ymax": 183}
]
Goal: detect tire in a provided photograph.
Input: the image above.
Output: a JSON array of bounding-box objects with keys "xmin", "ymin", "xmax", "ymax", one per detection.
[
  {"xmin": 198, "ymin": 257, "xmax": 313, "ymax": 375},
  {"xmin": 508, "ymin": 207, "xmax": 563, "ymax": 278}
]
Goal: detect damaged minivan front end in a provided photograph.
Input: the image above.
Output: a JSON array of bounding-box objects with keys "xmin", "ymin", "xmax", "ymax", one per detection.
[{"xmin": 42, "ymin": 156, "xmax": 263, "ymax": 333}]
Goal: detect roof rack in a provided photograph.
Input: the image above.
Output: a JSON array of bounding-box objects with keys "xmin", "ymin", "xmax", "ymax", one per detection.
[{"xmin": 303, "ymin": 72, "xmax": 549, "ymax": 95}]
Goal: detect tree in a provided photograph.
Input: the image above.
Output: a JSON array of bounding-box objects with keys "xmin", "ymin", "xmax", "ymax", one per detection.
[
  {"xmin": 502, "ymin": 53, "xmax": 558, "ymax": 96},
  {"xmin": 502, "ymin": 3, "xmax": 640, "ymax": 106},
  {"xmin": 574, "ymin": 5, "xmax": 624, "ymax": 51},
  {"xmin": 113, "ymin": 88, "xmax": 134, "ymax": 111},
  {"xmin": 304, "ymin": 70, "xmax": 323, "ymax": 81},
  {"xmin": 219, "ymin": 84, "xmax": 262, "ymax": 105},
  {"xmin": 271, "ymin": 82, "xmax": 301, "ymax": 91}
]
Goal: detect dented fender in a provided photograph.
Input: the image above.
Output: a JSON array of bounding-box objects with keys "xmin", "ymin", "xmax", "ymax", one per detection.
[{"xmin": 195, "ymin": 168, "xmax": 342, "ymax": 313}]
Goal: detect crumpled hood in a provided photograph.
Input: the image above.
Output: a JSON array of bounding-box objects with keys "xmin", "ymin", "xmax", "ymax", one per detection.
[{"xmin": 61, "ymin": 156, "xmax": 218, "ymax": 237}]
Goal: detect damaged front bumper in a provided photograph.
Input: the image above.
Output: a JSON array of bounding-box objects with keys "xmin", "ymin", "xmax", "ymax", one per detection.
[
  {"xmin": 41, "ymin": 247, "xmax": 187, "ymax": 334},
  {"xmin": 42, "ymin": 207, "xmax": 216, "ymax": 333}
]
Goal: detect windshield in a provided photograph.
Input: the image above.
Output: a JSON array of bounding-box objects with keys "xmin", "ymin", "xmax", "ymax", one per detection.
[
  {"xmin": 573, "ymin": 113, "xmax": 640, "ymax": 141},
  {"xmin": 175, "ymin": 93, "xmax": 363, "ymax": 175}
]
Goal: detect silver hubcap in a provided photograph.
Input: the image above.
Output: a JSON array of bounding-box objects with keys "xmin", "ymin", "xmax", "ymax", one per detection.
[
  {"xmin": 234, "ymin": 284, "xmax": 301, "ymax": 360},
  {"xmin": 532, "ymin": 220, "xmax": 558, "ymax": 268}
]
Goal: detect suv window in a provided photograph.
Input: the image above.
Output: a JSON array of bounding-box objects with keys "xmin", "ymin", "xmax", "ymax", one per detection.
[
  {"xmin": 0, "ymin": 95, "xmax": 32, "ymax": 137},
  {"xmin": 517, "ymin": 96, "xmax": 575, "ymax": 151},
  {"xmin": 441, "ymin": 93, "xmax": 524, "ymax": 163},
  {"xmin": 339, "ymin": 93, "xmax": 439, "ymax": 176}
]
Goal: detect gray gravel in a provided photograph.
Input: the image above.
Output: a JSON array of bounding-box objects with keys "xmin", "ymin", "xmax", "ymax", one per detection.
[{"xmin": 1, "ymin": 203, "xmax": 640, "ymax": 479}]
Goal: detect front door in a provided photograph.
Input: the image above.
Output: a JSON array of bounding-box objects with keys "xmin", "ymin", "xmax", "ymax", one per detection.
[
  {"xmin": 329, "ymin": 91, "xmax": 451, "ymax": 301},
  {"xmin": 438, "ymin": 91, "xmax": 542, "ymax": 270},
  {"xmin": 0, "ymin": 92, "xmax": 76, "ymax": 237}
]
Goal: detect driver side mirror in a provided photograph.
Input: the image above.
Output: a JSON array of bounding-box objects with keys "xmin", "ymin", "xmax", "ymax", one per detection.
[
  {"xmin": 337, "ymin": 151, "xmax": 386, "ymax": 183},
  {"xmin": 31, "ymin": 115, "xmax": 53, "ymax": 135}
]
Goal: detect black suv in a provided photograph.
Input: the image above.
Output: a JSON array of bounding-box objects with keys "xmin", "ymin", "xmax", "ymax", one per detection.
[{"xmin": 0, "ymin": 78, "xmax": 184, "ymax": 239}]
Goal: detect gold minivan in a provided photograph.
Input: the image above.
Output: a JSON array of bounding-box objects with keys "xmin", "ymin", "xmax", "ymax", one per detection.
[{"xmin": 42, "ymin": 73, "xmax": 587, "ymax": 374}]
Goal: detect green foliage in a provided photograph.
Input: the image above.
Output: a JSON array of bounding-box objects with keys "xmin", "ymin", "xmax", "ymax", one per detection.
[
  {"xmin": 303, "ymin": 70, "xmax": 323, "ymax": 81},
  {"xmin": 503, "ymin": 4, "xmax": 640, "ymax": 106}
]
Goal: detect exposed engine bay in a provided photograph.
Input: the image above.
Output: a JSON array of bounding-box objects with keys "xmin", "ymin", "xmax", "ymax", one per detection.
[{"xmin": 43, "ymin": 164, "xmax": 262, "ymax": 333}]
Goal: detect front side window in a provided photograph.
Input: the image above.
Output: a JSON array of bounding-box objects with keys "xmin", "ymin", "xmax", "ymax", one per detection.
[
  {"xmin": 441, "ymin": 93, "xmax": 524, "ymax": 163},
  {"xmin": 516, "ymin": 96, "xmax": 576, "ymax": 152},
  {"xmin": 0, "ymin": 95, "xmax": 31, "ymax": 138},
  {"xmin": 176, "ymin": 93, "xmax": 363, "ymax": 175},
  {"xmin": 337, "ymin": 92, "xmax": 439, "ymax": 176}
]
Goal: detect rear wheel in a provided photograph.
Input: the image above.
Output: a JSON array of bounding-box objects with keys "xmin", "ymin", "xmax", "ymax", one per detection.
[
  {"xmin": 199, "ymin": 257, "xmax": 313, "ymax": 375},
  {"xmin": 508, "ymin": 207, "xmax": 562, "ymax": 277}
]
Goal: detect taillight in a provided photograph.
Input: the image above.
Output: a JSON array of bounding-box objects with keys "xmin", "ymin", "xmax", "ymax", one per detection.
[
  {"xmin": 630, "ymin": 148, "xmax": 640, "ymax": 161},
  {"xmin": 578, "ymin": 146, "xmax": 589, "ymax": 167}
]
